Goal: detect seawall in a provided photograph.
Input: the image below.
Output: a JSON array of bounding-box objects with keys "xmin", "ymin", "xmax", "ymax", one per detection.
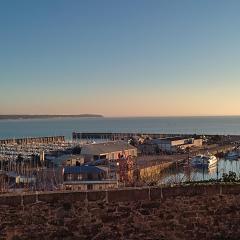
[
  {"xmin": 139, "ymin": 162, "xmax": 173, "ymax": 182},
  {"xmin": 0, "ymin": 136, "xmax": 65, "ymax": 145},
  {"xmin": 1, "ymin": 184, "xmax": 240, "ymax": 240}
]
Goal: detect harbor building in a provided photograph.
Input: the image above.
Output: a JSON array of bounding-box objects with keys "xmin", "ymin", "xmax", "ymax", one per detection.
[
  {"xmin": 62, "ymin": 155, "xmax": 85, "ymax": 166},
  {"xmin": 81, "ymin": 141, "xmax": 137, "ymax": 162},
  {"xmin": 47, "ymin": 154, "xmax": 85, "ymax": 167},
  {"xmin": 151, "ymin": 137, "xmax": 203, "ymax": 153},
  {"xmin": 62, "ymin": 165, "xmax": 118, "ymax": 191}
]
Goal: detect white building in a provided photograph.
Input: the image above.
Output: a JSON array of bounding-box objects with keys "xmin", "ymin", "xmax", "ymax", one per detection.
[{"xmin": 152, "ymin": 137, "xmax": 203, "ymax": 153}]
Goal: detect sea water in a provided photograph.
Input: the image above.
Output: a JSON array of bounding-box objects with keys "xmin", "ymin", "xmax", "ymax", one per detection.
[{"xmin": 1, "ymin": 116, "xmax": 240, "ymax": 139}]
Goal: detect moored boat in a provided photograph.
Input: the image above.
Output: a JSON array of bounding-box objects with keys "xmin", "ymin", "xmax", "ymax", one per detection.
[
  {"xmin": 226, "ymin": 151, "xmax": 239, "ymax": 160},
  {"xmin": 191, "ymin": 154, "xmax": 217, "ymax": 168}
]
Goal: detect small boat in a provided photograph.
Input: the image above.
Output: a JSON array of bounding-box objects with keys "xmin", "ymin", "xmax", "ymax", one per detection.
[
  {"xmin": 191, "ymin": 154, "xmax": 217, "ymax": 168},
  {"xmin": 226, "ymin": 151, "xmax": 239, "ymax": 160}
]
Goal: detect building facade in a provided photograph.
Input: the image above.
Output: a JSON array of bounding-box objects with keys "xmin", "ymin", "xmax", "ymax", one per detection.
[
  {"xmin": 62, "ymin": 166, "xmax": 118, "ymax": 191},
  {"xmin": 152, "ymin": 137, "xmax": 203, "ymax": 153},
  {"xmin": 81, "ymin": 141, "xmax": 137, "ymax": 162}
]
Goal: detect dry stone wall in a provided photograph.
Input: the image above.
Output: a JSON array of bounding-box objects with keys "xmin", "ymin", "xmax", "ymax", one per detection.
[{"xmin": 0, "ymin": 184, "xmax": 240, "ymax": 240}]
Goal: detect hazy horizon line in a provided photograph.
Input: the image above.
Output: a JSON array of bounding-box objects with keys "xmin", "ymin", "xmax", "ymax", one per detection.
[{"xmin": 1, "ymin": 114, "xmax": 240, "ymax": 118}]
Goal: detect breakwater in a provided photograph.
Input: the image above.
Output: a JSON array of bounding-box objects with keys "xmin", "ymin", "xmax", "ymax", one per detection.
[
  {"xmin": 0, "ymin": 184, "xmax": 240, "ymax": 239},
  {"xmin": 73, "ymin": 132, "xmax": 240, "ymax": 141},
  {"xmin": 0, "ymin": 136, "xmax": 65, "ymax": 145},
  {"xmin": 73, "ymin": 132, "xmax": 182, "ymax": 140}
]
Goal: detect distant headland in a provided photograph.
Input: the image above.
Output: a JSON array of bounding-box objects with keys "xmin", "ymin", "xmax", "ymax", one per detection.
[{"xmin": 0, "ymin": 114, "xmax": 104, "ymax": 120}]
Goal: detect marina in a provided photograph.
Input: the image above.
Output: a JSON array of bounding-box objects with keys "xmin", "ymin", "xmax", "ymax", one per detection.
[{"xmin": 0, "ymin": 130, "xmax": 240, "ymax": 193}]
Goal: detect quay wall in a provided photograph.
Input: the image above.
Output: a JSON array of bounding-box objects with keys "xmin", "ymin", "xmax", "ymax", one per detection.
[
  {"xmin": 0, "ymin": 136, "xmax": 65, "ymax": 145},
  {"xmin": 139, "ymin": 162, "xmax": 172, "ymax": 181},
  {"xmin": 1, "ymin": 184, "xmax": 240, "ymax": 239},
  {"xmin": 136, "ymin": 143, "xmax": 235, "ymax": 179},
  {"xmin": 202, "ymin": 145, "xmax": 235, "ymax": 155}
]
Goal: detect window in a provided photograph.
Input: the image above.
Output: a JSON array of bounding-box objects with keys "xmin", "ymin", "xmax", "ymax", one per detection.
[
  {"xmin": 67, "ymin": 174, "xmax": 73, "ymax": 181},
  {"xmin": 87, "ymin": 173, "xmax": 93, "ymax": 180},
  {"xmin": 87, "ymin": 184, "xmax": 93, "ymax": 190},
  {"xmin": 77, "ymin": 174, "xmax": 82, "ymax": 181}
]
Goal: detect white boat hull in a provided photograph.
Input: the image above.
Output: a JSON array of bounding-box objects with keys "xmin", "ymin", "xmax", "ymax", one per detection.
[
  {"xmin": 226, "ymin": 152, "xmax": 239, "ymax": 160},
  {"xmin": 191, "ymin": 155, "xmax": 217, "ymax": 168}
]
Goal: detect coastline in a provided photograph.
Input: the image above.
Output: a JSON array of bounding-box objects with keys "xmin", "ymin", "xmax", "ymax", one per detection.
[{"xmin": 0, "ymin": 114, "xmax": 104, "ymax": 120}]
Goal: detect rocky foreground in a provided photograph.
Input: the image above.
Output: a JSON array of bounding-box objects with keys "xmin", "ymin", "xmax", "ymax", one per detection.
[{"xmin": 0, "ymin": 193, "xmax": 240, "ymax": 240}]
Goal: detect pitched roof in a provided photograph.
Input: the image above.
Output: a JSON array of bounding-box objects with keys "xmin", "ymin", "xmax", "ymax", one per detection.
[
  {"xmin": 81, "ymin": 141, "xmax": 136, "ymax": 155},
  {"xmin": 63, "ymin": 166, "xmax": 104, "ymax": 174}
]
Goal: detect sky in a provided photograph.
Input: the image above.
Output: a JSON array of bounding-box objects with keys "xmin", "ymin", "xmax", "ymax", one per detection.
[{"xmin": 1, "ymin": 0, "xmax": 240, "ymax": 117}]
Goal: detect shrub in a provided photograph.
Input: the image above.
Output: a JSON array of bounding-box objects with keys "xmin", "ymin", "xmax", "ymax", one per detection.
[{"xmin": 222, "ymin": 171, "xmax": 238, "ymax": 182}]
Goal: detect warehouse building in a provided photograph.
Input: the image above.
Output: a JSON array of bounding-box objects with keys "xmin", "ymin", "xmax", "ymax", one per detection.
[{"xmin": 81, "ymin": 141, "xmax": 137, "ymax": 162}]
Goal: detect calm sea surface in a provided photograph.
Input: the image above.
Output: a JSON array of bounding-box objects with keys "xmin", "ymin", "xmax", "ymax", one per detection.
[
  {"xmin": 1, "ymin": 116, "xmax": 240, "ymax": 140},
  {"xmin": 159, "ymin": 158, "xmax": 240, "ymax": 184}
]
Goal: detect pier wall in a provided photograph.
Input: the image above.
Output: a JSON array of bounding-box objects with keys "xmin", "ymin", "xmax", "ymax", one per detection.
[
  {"xmin": 1, "ymin": 184, "xmax": 240, "ymax": 239},
  {"xmin": 73, "ymin": 132, "xmax": 240, "ymax": 141},
  {"xmin": 73, "ymin": 132, "xmax": 175, "ymax": 140},
  {"xmin": 0, "ymin": 136, "xmax": 65, "ymax": 145},
  {"xmin": 139, "ymin": 162, "xmax": 173, "ymax": 181}
]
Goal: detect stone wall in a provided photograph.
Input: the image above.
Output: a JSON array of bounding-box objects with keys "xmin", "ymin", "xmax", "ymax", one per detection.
[
  {"xmin": 0, "ymin": 184, "xmax": 240, "ymax": 240},
  {"xmin": 139, "ymin": 162, "xmax": 172, "ymax": 181}
]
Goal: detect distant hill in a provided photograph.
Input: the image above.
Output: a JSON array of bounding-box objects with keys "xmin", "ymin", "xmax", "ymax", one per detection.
[{"xmin": 0, "ymin": 114, "xmax": 104, "ymax": 120}]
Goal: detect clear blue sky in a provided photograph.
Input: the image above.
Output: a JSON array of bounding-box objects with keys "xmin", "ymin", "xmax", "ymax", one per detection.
[{"xmin": 1, "ymin": 0, "xmax": 240, "ymax": 116}]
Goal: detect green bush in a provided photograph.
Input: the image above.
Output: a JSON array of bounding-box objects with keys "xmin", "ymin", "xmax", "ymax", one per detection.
[{"xmin": 222, "ymin": 171, "xmax": 238, "ymax": 182}]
